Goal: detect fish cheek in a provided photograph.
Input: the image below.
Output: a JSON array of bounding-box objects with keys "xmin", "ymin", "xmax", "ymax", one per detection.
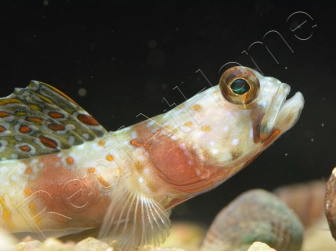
[
  {"xmin": 149, "ymin": 138, "xmax": 198, "ymax": 185},
  {"xmin": 147, "ymin": 133, "xmax": 230, "ymax": 195}
]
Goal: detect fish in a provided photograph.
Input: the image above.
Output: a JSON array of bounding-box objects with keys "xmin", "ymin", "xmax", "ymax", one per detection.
[{"xmin": 0, "ymin": 66, "xmax": 304, "ymax": 250}]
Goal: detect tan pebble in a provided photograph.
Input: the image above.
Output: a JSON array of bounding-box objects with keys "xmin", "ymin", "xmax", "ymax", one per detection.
[
  {"xmin": 161, "ymin": 222, "xmax": 205, "ymax": 250},
  {"xmin": 74, "ymin": 237, "xmax": 112, "ymax": 251},
  {"xmin": 138, "ymin": 245, "xmax": 184, "ymax": 251},
  {"xmin": 21, "ymin": 235, "xmax": 35, "ymax": 243},
  {"xmin": 16, "ymin": 240, "xmax": 42, "ymax": 251},
  {"xmin": 41, "ymin": 238, "xmax": 75, "ymax": 252},
  {"xmin": 303, "ymin": 214, "xmax": 336, "ymax": 250},
  {"xmin": 247, "ymin": 242, "xmax": 276, "ymax": 251}
]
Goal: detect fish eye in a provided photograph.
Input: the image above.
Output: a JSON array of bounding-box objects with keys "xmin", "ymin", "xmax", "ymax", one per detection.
[{"xmin": 219, "ymin": 66, "xmax": 260, "ymax": 105}]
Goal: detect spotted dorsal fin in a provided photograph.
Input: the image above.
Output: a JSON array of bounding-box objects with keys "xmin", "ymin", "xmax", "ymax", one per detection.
[{"xmin": 0, "ymin": 81, "xmax": 108, "ymax": 160}]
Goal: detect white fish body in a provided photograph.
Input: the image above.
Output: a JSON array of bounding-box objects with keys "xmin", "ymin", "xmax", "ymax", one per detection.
[{"xmin": 0, "ymin": 66, "xmax": 304, "ymax": 249}]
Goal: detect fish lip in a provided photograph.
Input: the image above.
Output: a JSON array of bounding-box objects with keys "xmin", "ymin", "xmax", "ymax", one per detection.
[
  {"xmin": 260, "ymin": 83, "xmax": 304, "ymax": 141},
  {"xmin": 276, "ymin": 90, "xmax": 304, "ymax": 131}
]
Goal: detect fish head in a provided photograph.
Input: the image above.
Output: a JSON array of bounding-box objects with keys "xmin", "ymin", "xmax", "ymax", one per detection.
[{"xmin": 219, "ymin": 66, "xmax": 304, "ymax": 143}]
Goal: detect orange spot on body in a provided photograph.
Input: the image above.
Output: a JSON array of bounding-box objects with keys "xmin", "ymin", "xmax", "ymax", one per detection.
[
  {"xmin": 19, "ymin": 125, "xmax": 31, "ymax": 133},
  {"xmin": 28, "ymin": 104, "xmax": 42, "ymax": 111},
  {"xmin": 0, "ymin": 112, "xmax": 10, "ymax": 117},
  {"xmin": 98, "ymin": 140, "xmax": 106, "ymax": 146},
  {"xmin": 262, "ymin": 129, "xmax": 281, "ymax": 146},
  {"xmin": 48, "ymin": 111, "xmax": 64, "ymax": 118},
  {"xmin": 117, "ymin": 168, "xmax": 123, "ymax": 175},
  {"xmin": 88, "ymin": 167, "xmax": 96, "ymax": 173},
  {"xmin": 106, "ymin": 154, "xmax": 114, "ymax": 161},
  {"xmin": 39, "ymin": 136, "xmax": 58, "ymax": 148},
  {"xmin": 0, "ymin": 196, "xmax": 15, "ymax": 229},
  {"xmin": 20, "ymin": 145, "xmax": 31, "ymax": 152},
  {"xmin": 24, "ymin": 188, "xmax": 32, "ymax": 195},
  {"xmin": 66, "ymin": 156, "xmax": 74, "ymax": 165},
  {"xmin": 26, "ymin": 117, "xmax": 43, "ymax": 123},
  {"xmin": 15, "ymin": 111, "xmax": 25, "ymax": 117},
  {"xmin": 0, "ymin": 98, "xmax": 21, "ymax": 105},
  {"xmin": 48, "ymin": 124, "xmax": 65, "ymax": 131},
  {"xmin": 97, "ymin": 175, "xmax": 111, "ymax": 187},
  {"xmin": 25, "ymin": 167, "xmax": 32, "ymax": 174},
  {"xmin": 184, "ymin": 121, "xmax": 193, "ymax": 127},
  {"xmin": 29, "ymin": 203, "xmax": 36, "ymax": 212},
  {"xmin": 0, "ymin": 125, "xmax": 6, "ymax": 132},
  {"xmin": 130, "ymin": 139, "xmax": 145, "ymax": 148},
  {"xmin": 201, "ymin": 125, "xmax": 211, "ymax": 131},
  {"xmin": 192, "ymin": 104, "xmax": 201, "ymax": 111},
  {"xmin": 77, "ymin": 114, "xmax": 99, "ymax": 126}
]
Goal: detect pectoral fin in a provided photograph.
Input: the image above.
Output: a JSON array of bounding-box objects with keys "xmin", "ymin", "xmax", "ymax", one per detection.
[{"xmin": 98, "ymin": 180, "xmax": 171, "ymax": 250}]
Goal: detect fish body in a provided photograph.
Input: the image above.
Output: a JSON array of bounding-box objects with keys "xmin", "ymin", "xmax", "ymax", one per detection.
[{"xmin": 0, "ymin": 66, "xmax": 304, "ymax": 249}]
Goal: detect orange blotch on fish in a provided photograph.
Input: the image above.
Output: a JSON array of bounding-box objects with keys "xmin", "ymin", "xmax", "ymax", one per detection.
[
  {"xmin": 184, "ymin": 121, "xmax": 193, "ymax": 127},
  {"xmin": 262, "ymin": 129, "xmax": 280, "ymax": 146},
  {"xmin": 98, "ymin": 139, "xmax": 106, "ymax": 146},
  {"xmin": 88, "ymin": 167, "xmax": 96, "ymax": 173},
  {"xmin": 48, "ymin": 124, "xmax": 65, "ymax": 131},
  {"xmin": 66, "ymin": 156, "xmax": 74, "ymax": 165},
  {"xmin": 0, "ymin": 125, "xmax": 6, "ymax": 132},
  {"xmin": 0, "ymin": 111, "xmax": 10, "ymax": 117},
  {"xmin": 26, "ymin": 117, "xmax": 43, "ymax": 123},
  {"xmin": 201, "ymin": 125, "xmax": 211, "ymax": 131},
  {"xmin": 106, "ymin": 154, "xmax": 114, "ymax": 162},
  {"xmin": 48, "ymin": 111, "xmax": 64, "ymax": 118},
  {"xmin": 97, "ymin": 175, "xmax": 111, "ymax": 188},
  {"xmin": 37, "ymin": 95, "xmax": 53, "ymax": 104},
  {"xmin": 29, "ymin": 203, "xmax": 37, "ymax": 212},
  {"xmin": 117, "ymin": 168, "xmax": 123, "ymax": 175},
  {"xmin": 20, "ymin": 145, "xmax": 31, "ymax": 152},
  {"xmin": 24, "ymin": 188, "xmax": 32, "ymax": 195},
  {"xmin": 25, "ymin": 167, "xmax": 32, "ymax": 174},
  {"xmin": 28, "ymin": 104, "xmax": 42, "ymax": 111},
  {"xmin": 77, "ymin": 114, "xmax": 99, "ymax": 126},
  {"xmin": 39, "ymin": 136, "xmax": 58, "ymax": 148},
  {"xmin": 15, "ymin": 111, "xmax": 26, "ymax": 117},
  {"xmin": 0, "ymin": 98, "xmax": 21, "ymax": 105},
  {"xmin": 28, "ymin": 203, "xmax": 41, "ymax": 227},
  {"xmin": 0, "ymin": 196, "xmax": 15, "ymax": 229},
  {"xmin": 19, "ymin": 125, "xmax": 31, "ymax": 133},
  {"xmin": 192, "ymin": 104, "xmax": 201, "ymax": 111},
  {"xmin": 134, "ymin": 161, "xmax": 144, "ymax": 173}
]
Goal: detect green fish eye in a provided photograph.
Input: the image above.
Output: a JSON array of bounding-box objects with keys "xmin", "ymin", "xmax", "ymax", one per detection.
[{"xmin": 230, "ymin": 79, "xmax": 250, "ymax": 95}]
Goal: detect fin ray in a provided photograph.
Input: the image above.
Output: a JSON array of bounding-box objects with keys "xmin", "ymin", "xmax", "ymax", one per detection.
[{"xmin": 98, "ymin": 178, "xmax": 171, "ymax": 250}]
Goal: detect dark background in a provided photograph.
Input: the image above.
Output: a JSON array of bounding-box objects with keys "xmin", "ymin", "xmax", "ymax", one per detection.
[{"xmin": 1, "ymin": 0, "xmax": 335, "ymax": 226}]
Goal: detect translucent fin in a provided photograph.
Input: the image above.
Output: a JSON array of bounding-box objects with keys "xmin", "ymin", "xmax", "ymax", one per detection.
[
  {"xmin": 98, "ymin": 179, "xmax": 171, "ymax": 250},
  {"xmin": 0, "ymin": 81, "xmax": 108, "ymax": 160}
]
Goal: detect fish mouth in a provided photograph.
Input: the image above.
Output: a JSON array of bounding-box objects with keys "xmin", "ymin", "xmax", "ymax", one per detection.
[{"xmin": 260, "ymin": 83, "xmax": 304, "ymax": 141}]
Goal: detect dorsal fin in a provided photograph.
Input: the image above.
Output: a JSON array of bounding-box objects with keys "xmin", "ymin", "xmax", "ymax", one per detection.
[{"xmin": 0, "ymin": 81, "xmax": 108, "ymax": 160}]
